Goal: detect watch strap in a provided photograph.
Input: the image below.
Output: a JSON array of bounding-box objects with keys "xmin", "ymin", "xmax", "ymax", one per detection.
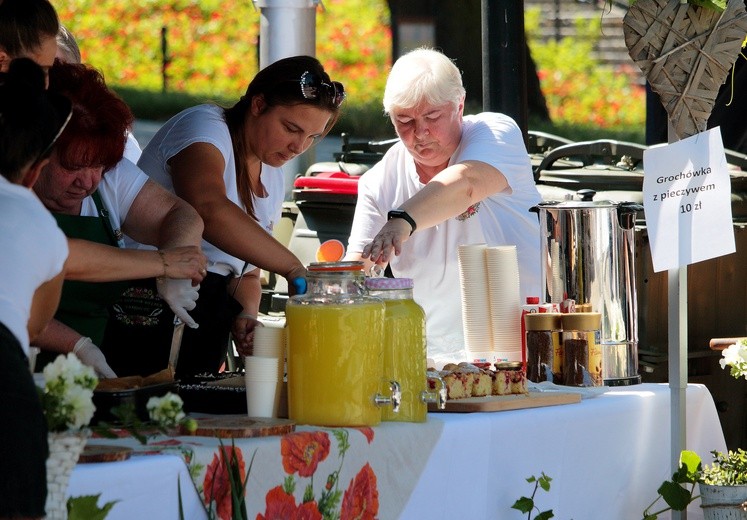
[{"xmin": 387, "ymin": 209, "xmax": 417, "ymax": 235}]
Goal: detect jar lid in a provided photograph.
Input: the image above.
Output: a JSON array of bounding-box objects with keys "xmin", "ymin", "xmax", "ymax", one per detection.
[
  {"xmin": 495, "ymin": 361, "xmax": 523, "ymax": 371},
  {"xmin": 525, "ymin": 312, "xmax": 562, "ymax": 330},
  {"xmin": 308, "ymin": 261, "xmax": 364, "ymax": 272},
  {"xmin": 561, "ymin": 312, "xmax": 602, "ymax": 330},
  {"xmin": 525, "ymin": 296, "xmax": 540, "ymax": 304},
  {"xmin": 365, "ymin": 277, "xmax": 413, "ymax": 290}
]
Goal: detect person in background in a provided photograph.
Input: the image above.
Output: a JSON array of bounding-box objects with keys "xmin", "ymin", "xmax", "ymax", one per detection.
[
  {"xmin": 345, "ymin": 48, "xmax": 542, "ymax": 367},
  {"xmin": 31, "ymin": 61, "xmax": 207, "ymax": 377},
  {"xmin": 1, "ymin": 0, "xmax": 206, "ymax": 378},
  {"xmin": 0, "ymin": 0, "xmax": 57, "ymax": 81},
  {"xmin": 55, "ymin": 23, "xmax": 142, "ymax": 163},
  {"xmin": 138, "ymin": 55, "xmax": 345, "ymax": 372},
  {"xmin": 0, "ymin": 58, "xmax": 70, "ymax": 520}
]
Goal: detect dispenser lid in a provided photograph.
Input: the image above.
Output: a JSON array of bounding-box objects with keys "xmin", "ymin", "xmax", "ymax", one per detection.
[
  {"xmin": 561, "ymin": 312, "xmax": 602, "ymax": 330},
  {"xmin": 365, "ymin": 277, "xmax": 413, "ymax": 290},
  {"xmin": 308, "ymin": 261, "xmax": 364, "ymax": 272},
  {"xmin": 525, "ymin": 312, "xmax": 562, "ymax": 330}
]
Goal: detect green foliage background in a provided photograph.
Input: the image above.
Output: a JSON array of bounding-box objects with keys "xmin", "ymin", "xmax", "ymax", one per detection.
[
  {"xmin": 56, "ymin": 1, "xmax": 646, "ymax": 141},
  {"xmin": 56, "ymin": 0, "xmax": 391, "ymax": 101}
]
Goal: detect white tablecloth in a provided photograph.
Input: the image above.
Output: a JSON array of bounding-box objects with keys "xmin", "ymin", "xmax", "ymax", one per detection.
[{"xmin": 68, "ymin": 383, "xmax": 726, "ymax": 520}]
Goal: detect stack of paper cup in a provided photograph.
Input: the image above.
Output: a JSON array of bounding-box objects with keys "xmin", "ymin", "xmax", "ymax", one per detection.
[
  {"xmin": 253, "ymin": 326, "xmax": 286, "ymax": 381},
  {"xmin": 485, "ymin": 245, "xmax": 522, "ymax": 362},
  {"xmin": 458, "ymin": 243, "xmax": 493, "ymax": 362},
  {"xmin": 244, "ymin": 355, "xmax": 282, "ymax": 418},
  {"xmin": 245, "ymin": 326, "xmax": 287, "ymax": 417}
]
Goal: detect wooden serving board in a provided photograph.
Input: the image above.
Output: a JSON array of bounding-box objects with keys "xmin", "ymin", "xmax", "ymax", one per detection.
[
  {"xmin": 79, "ymin": 444, "xmax": 133, "ymax": 463},
  {"xmin": 184, "ymin": 415, "xmax": 295, "ymax": 438},
  {"xmin": 428, "ymin": 392, "xmax": 581, "ymax": 413}
]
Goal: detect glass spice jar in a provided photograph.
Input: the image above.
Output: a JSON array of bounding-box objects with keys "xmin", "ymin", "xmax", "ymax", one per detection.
[
  {"xmin": 561, "ymin": 312, "xmax": 603, "ymax": 387},
  {"xmin": 525, "ymin": 313, "xmax": 562, "ymax": 384}
]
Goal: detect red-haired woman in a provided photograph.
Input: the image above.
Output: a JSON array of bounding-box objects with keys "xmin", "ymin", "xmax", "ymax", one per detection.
[{"xmin": 31, "ymin": 60, "xmax": 206, "ymax": 377}]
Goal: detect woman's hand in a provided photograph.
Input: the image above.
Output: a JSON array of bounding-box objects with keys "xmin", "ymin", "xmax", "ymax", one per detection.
[
  {"xmin": 361, "ymin": 218, "xmax": 412, "ymax": 265},
  {"xmin": 232, "ymin": 314, "xmax": 262, "ymax": 357},
  {"xmin": 284, "ymin": 265, "xmax": 308, "ymax": 296},
  {"xmin": 157, "ymin": 246, "xmax": 208, "ymax": 285}
]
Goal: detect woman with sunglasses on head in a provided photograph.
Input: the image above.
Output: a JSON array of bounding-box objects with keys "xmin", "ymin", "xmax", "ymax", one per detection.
[{"xmin": 137, "ymin": 55, "xmax": 344, "ymax": 375}]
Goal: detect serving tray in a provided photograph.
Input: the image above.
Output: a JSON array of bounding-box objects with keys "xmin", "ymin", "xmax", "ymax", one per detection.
[
  {"xmin": 79, "ymin": 444, "xmax": 133, "ymax": 463},
  {"xmin": 428, "ymin": 391, "xmax": 581, "ymax": 413},
  {"xmin": 182, "ymin": 415, "xmax": 295, "ymax": 438}
]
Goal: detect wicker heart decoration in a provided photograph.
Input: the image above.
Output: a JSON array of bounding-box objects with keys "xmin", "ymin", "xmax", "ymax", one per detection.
[{"xmin": 623, "ymin": 0, "xmax": 747, "ymax": 140}]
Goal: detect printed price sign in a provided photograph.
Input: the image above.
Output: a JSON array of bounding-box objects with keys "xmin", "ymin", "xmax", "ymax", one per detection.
[{"xmin": 642, "ymin": 127, "xmax": 735, "ymax": 272}]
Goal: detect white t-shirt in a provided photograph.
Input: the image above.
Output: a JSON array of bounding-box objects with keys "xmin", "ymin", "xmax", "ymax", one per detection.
[
  {"xmin": 123, "ymin": 131, "xmax": 142, "ymax": 164},
  {"xmin": 347, "ymin": 112, "xmax": 542, "ymax": 364},
  {"xmin": 137, "ymin": 104, "xmax": 284, "ymax": 277},
  {"xmin": 79, "ymin": 158, "xmax": 148, "ymax": 248},
  {"xmin": 0, "ymin": 177, "xmax": 68, "ymax": 354}
]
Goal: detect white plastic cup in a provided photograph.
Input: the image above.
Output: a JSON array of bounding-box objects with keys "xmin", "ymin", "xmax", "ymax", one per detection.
[
  {"xmin": 245, "ymin": 378, "xmax": 280, "ymax": 417},
  {"xmin": 244, "ymin": 356, "xmax": 280, "ymax": 380},
  {"xmin": 253, "ymin": 327, "xmax": 286, "ymax": 358}
]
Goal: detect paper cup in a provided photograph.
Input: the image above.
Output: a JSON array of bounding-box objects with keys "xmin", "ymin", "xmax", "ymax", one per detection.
[
  {"xmin": 245, "ymin": 378, "xmax": 280, "ymax": 418},
  {"xmin": 244, "ymin": 356, "xmax": 281, "ymax": 382},
  {"xmin": 253, "ymin": 327, "xmax": 286, "ymax": 358}
]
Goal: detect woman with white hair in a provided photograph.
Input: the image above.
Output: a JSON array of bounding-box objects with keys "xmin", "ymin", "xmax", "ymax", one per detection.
[{"xmin": 346, "ymin": 47, "xmax": 542, "ymax": 367}]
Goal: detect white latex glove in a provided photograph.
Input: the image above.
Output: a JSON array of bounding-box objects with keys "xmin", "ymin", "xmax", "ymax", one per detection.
[
  {"xmin": 156, "ymin": 278, "xmax": 200, "ymax": 329},
  {"xmin": 73, "ymin": 337, "xmax": 117, "ymax": 379}
]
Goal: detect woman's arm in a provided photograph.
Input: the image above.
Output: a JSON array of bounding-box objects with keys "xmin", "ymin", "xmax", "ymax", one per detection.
[
  {"xmin": 168, "ymin": 142, "xmax": 305, "ymax": 282},
  {"xmin": 121, "ymin": 179, "xmax": 204, "ymax": 250},
  {"xmin": 32, "ymin": 318, "xmax": 117, "ymax": 378},
  {"xmin": 28, "ymin": 272, "xmax": 65, "ymax": 344},
  {"xmin": 228, "ymin": 269, "xmax": 263, "ymax": 357},
  {"xmin": 65, "ymin": 239, "xmax": 206, "ymax": 284},
  {"xmin": 362, "ymin": 160, "xmax": 508, "ymax": 264}
]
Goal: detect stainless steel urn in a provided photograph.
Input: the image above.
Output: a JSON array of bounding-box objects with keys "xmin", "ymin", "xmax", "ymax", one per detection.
[{"xmin": 532, "ymin": 189, "xmax": 644, "ymax": 386}]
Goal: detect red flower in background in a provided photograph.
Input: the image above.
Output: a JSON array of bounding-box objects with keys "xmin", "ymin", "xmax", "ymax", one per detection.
[
  {"xmin": 281, "ymin": 431, "xmax": 331, "ymax": 478},
  {"xmin": 340, "ymin": 463, "xmax": 379, "ymax": 520},
  {"xmin": 203, "ymin": 445, "xmax": 246, "ymax": 520},
  {"xmin": 257, "ymin": 486, "xmax": 322, "ymax": 520}
]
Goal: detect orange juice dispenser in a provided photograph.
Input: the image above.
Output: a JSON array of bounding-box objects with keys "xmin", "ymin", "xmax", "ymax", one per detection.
[
  {"xmin": 365, "ymin": 277, "xmax": 445, "ymax": 422},
  {"xmin": 285, "ymin": 261, "xmax": 400, "ymax": 426}
]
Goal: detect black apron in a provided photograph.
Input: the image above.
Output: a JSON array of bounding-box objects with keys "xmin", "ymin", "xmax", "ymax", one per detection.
[
  {"xmin": 36, "ymin": 192, "xmax": 130, "ymax": 371},
  {"xmin": 102, "ymin": 271, "xmax": 241, "ymax": 378}
]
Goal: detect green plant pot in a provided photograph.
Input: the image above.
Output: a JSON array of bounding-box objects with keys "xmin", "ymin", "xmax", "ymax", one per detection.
[{"xmin": 700, "ymin": 483, "xmax": 747, "ymax": 520}]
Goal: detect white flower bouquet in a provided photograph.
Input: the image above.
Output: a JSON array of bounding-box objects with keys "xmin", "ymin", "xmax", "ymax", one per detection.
[
  {"xmin": 719, "ymin": 338, "xmax": 747, "ymax": 380},
  {"xmin": 146, "ymin": 393, "xmax": 186, "ymax": 429},
  {"xmin": 39, "ymin": 353, "xmax": 98, "ymax": 432}
]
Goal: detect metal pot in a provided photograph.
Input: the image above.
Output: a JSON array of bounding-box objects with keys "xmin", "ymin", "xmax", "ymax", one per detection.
[{"xmin": 531, "ymin": 189, "xmax": 644, "ymax": 386}]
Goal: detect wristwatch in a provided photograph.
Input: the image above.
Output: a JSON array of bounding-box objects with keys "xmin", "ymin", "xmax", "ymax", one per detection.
[{"xmin": 387, "ymin": 209, "xmax": 417, "ymax": 235}]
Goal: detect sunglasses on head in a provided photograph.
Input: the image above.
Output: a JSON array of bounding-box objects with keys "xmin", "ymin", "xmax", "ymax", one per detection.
[{"xmin": 299, "ymin": 71, "xmax": 346, "ymax": 108}]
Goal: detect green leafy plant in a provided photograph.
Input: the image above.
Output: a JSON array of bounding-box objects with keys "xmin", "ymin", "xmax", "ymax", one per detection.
[
  {"xmin": 93, "ymin": 392, "xmax": 197, "ymax": 444},
  {"xmin": 67, "ymin": 494, "xmax": 118, "ymax": 520},
  {"xmin": 512, "ymin": 472, "xmax": 555, "ymax": 520},
  {"xmin": 643, "ymin": 449, "xmax": 747, "ymax": 519},
  {"xmin": 525, "ymin": 9, "xmax": 647, "ymax": 130}
]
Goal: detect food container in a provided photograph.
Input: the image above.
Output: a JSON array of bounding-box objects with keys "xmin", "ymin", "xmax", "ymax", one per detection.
[
  {"xmin": 92, "ymin": 382, "xmax": 177, "ymax": 424},
  {"xmin": 525, "ymin": 312, "xmax": 563, "ymax": 384},
  {"xmin": 285, "ymin": 261, "xmax": 399, "ymax": 426},
  {"xmin": 561, "ymin": 312, "xmax": 603, "ymax": 387},
  {"xmin": 366, "ymin": 277, "xmax": 441, "ymax": 422}
]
